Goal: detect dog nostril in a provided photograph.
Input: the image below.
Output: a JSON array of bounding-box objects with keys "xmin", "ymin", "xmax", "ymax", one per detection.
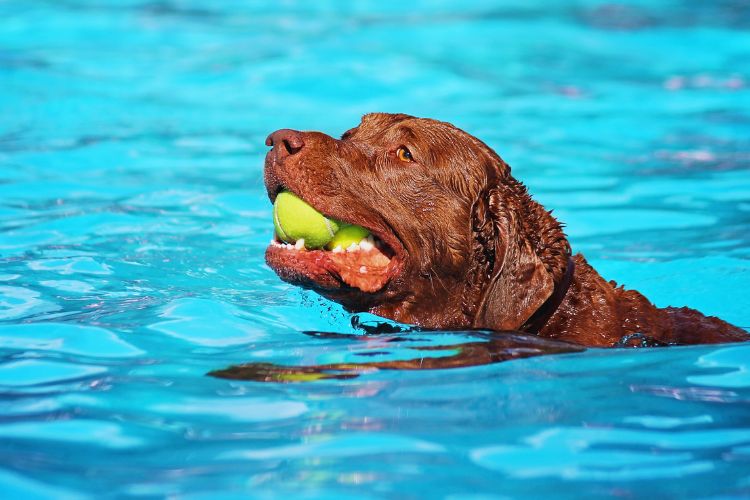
[
  {"xmin": 266, "ymin": 129, "xmax": 305, "ymax": 156},
  {"xmin": 282, "ymin": 138, "xmax": 303, "ymax": 155}
]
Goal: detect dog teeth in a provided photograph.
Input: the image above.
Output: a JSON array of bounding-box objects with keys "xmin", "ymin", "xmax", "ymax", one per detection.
[
  {"xmin": 274, "ymin": 234, "xmax": 379, "ymax": 253},
  {"xmin": 359, "ymin": 238, "xmax": 374, "ymax": 251},
  {"xmin": 342, "ymin": 237, "xmax": 377, "ymax": 253},
  {"xmin": 271, "ymin": 238, "xmax": 376, "ymax": 254}
]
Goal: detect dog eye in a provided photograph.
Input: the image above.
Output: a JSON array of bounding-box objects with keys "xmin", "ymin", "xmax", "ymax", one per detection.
[{"xmin": 396, "ymin": 146, "xmax": 414, "ymax": 162}]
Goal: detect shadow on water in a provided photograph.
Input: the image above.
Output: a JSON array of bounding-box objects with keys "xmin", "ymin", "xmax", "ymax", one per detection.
[{"xmin": 208, "ymin": 318, "xmax": 585, "ymax": 383}]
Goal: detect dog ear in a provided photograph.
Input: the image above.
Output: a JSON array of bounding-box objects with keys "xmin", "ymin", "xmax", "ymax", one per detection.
[{"xmin": 471, "ymin": 186, "xmax": 554, "ymax": 331}]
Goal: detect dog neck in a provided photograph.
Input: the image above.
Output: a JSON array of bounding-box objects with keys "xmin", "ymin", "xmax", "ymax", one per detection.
[
  {"xmin": 509, "ymin": 178, "xmax": 571, "ymax": 284},
  {"xmin": 520, "ymin": 256, "xmax": 575, "ymax": 334}
]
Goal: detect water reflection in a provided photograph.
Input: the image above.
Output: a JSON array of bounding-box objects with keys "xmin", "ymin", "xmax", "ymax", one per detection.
[{"xmin": 209, "ymin": 328, "xmax": 584, "ymax": 382}]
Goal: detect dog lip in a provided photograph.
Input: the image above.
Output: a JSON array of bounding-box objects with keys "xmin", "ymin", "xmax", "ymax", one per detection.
[
  {"xmin": 269, "ymin": 184, "xmax": 285, "ymax": 203},
  {"xmin": 265, "ymin": 243, "xmax": 402, "ymax": 293},
  {"xmin": 264, "ymin": 194, "xmax": 405, "ymax": 293},
  {"xmin": 266, "ymin": 183, "xmax": 405, "ymax": 266}
]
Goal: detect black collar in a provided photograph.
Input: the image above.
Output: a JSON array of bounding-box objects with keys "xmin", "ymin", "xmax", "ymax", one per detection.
[{"xmin": 521, "ymin": 257, "xmax": 575, "ymax": 335}]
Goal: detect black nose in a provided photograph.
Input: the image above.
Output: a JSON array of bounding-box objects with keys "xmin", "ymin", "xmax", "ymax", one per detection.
[{"xmin": 265, "ymin": 129, "xmax": 305, "ymax": 158}]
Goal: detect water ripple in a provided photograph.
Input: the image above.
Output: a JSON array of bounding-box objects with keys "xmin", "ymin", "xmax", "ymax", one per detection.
[
  {"xmin": 0, "ymin": 359, "xmax": 106, "ymax": 387},
  {"xmin": 470, "ymin": 426, "xmax": 749, "ymax": 480},
  {"xmin": 148, "ymin": 298, "xmax": 265, "ymax": 347},
  {"xmin": 0, "ymin": 322, "xmax": 144, "ymax": 358},
  {"xmin": 1, "ymin": 0, "xmax": 749, "ymax": 497},
  {"xmin": 224, "ymin": 433, "xmax": 444, "ymax": 460},
  {"xmin": 0, "ymin": 286, "xmax": 59, "ymax": 321}
]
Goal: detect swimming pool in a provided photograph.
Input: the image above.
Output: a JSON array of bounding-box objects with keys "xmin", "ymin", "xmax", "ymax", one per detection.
[{"xmin": 1, "ymin": 0, "xmax": 749, "ymax": 497}]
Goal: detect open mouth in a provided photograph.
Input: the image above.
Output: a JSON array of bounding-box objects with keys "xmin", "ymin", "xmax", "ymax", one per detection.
[{"xmin": 265, "ymin": 191, "xmax": 402, "ymax": 294}]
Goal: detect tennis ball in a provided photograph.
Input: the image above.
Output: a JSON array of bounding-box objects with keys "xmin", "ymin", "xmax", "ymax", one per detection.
[
  {"xmin": 273, "ymin": 191, "xmax": 339, "ymax": 249},
  {"xmin": 276, "ymin": 372, "xmax": 329, "ymax": 382},
  {"xmin": 326, "ymin": 224, "xmax": 371, "ymax": 250}
]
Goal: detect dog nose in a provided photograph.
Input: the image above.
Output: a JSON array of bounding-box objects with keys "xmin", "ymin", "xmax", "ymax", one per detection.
[{"xmin": 265, "ymin": 129, "xmax": 305, "ymax": 158}]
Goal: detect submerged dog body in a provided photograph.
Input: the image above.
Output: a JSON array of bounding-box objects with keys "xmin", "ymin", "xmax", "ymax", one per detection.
[{"xmin": 263, "ymin": 113, "xmax": 747, "ymax": 347}]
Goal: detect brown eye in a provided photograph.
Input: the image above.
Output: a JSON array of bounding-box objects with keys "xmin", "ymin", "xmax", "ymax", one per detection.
[{"xmin": 396, "ymin": 146, "xmax": 414, "ymax": 162}]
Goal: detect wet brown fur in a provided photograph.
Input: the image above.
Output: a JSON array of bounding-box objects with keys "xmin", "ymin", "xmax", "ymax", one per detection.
[{"xmin": 264, "ymin": 113, "xmax": 748, "ymax": 347}]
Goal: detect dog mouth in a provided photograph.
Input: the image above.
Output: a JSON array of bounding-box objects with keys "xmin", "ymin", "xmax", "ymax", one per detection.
[{"xmin": 264, "ymin": 189, "xmax": 403, "ymax": 295}]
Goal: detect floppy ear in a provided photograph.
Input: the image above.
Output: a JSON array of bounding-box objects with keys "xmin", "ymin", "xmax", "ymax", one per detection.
[{"xmin": 471, "ymin": 186, "xmax": 554, "ymax": 331}]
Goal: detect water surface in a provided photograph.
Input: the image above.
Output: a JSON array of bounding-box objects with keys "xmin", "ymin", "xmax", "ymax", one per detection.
[{"xmin": 1, "ymin": 0, "xmax": 750, "ymax": 497}]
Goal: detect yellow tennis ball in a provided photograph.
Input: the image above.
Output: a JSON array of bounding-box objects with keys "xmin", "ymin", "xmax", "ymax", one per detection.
[
  {"xmin": 273, "ymin": 191, "xmax": 339, "ymax": 249},
  {"xmin": 326, "ymin": 224, "xmax": 371, "ymax": 250}
]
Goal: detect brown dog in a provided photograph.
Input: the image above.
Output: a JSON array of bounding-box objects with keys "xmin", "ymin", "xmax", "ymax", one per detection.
[{"xmin": 263, "ymin": 113, "xmax": 747, "ymax": 347}]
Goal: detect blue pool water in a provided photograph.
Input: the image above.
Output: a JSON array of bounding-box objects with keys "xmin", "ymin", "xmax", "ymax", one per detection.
[{"xmin": 2, "ymin": 0, "xmax": 750, "ymax": 497}]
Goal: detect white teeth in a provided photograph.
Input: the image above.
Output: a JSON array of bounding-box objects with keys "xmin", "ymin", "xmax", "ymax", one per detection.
[
  {"xmin": 274, "ymin": 234, "xmax": 381, "ymax": 254},
  {"xmin": 359, "ymin": 266, "xmax": 367, "ymax": 273},
  {"xmin": 336, "ymin": 235, "xmax": 378, "ymax": 252},
  {"xmin": 359, "ymin": 238, "xmax": 374, "ymax": 251},
  {"xmin": 271, "ymin": 240, "xmax": 292, "ymax": 249}
]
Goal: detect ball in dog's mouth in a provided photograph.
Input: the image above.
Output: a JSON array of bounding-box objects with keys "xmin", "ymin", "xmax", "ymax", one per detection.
[{"xmin": 266, "ymin": 190, "xmax": 399, "ymax": 293}]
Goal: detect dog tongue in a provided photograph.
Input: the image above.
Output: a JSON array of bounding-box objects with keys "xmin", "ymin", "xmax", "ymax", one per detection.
[{"xmin": 329, "ymin": 246, "xmax": 391, "ymax": 292}]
